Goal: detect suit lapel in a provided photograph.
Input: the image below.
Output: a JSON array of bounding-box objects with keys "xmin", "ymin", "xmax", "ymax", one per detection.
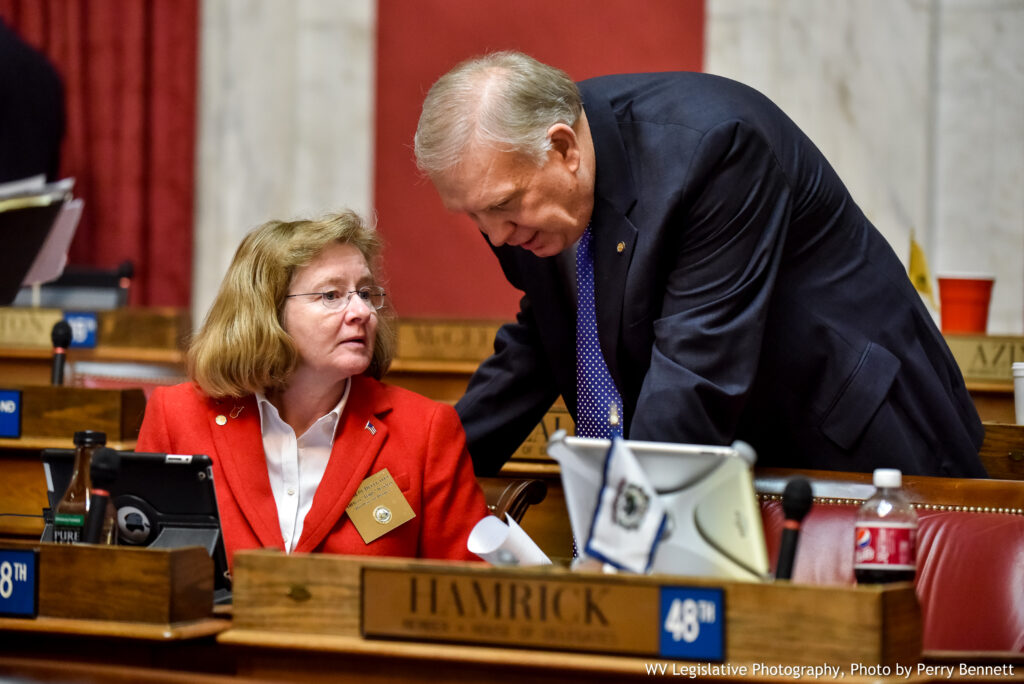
[
  {"xmin": 207, "ymin": 395, "xmax": 285, "ymax": 549},
  {"xmin": 293, "ymin": 376, "xmax": 392, "ymax": 552}
]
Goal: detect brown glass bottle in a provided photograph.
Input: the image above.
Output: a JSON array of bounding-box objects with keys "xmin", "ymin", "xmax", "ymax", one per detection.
[{"xmin": 52, "ymin": 430, "xmax": 107, "ymax": 544}]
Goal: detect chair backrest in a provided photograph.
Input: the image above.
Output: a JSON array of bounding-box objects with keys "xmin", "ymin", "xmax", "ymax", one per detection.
[
  {"xmin": 477, "ymin": 477, "xmax": 548, "ymax": 524},
  {"xmin": 755, "ymin": 467, "xmax": 1024, "ymax": 653}
]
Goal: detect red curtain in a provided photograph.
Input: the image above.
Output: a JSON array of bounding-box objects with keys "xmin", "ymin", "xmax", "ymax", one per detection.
[
  {"xmin": 375, "ymin": 0, "xmax": 705, "ymax": 319},
  {"xmin": 0, "ymin": 0, "xmax": 197, "ymax": 307}
]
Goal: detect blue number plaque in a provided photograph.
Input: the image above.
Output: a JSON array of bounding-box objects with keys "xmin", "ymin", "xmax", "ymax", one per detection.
[
  {"xmin": 658, "ymin": 586, "xmax": 724, "ymax": 661},
  {"xmin": 65, "ymin": 312, "xmax": 98, "ymax": 348},
  {"xmin": 0, "ymin": 389, "xmax": 21, "ymax": 439},
  {"xmin": 0, "ymin": 548, "xmax": 39, "ymax": 618}
]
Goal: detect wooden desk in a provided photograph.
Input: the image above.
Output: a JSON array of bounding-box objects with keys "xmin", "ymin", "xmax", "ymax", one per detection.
[
  {"xmin": 0, "ymin": 616, "xmax": 233, "ymax": 683},
  {"xmin": 980, "ymin": 422, "xmax": 1024, "ymax": 480},
  {"xmin": 3, "ymin": 626, "xmax": 1019, "ymax": 684},
  {"xmin": 218, "ymin": 552, "xmax": 1023, "ymax": 683},
  {"xmin": 4, "ymin": 314, "xmax": 1010, "ymax": 436},
  {"xmin": 0, "ymin": 306, "xmax": 189, "ymax": 385},
  {"xmin": 0, "ymin": 345, "xmax": 185, "ymax": 386},
  {"xmin": 0, "ymin": 545, "xmax": 1019, "ymax": 683},
  {"xmin": 220, "ymin": 634, "xmax": 1023, "ymax": 684},
  {"xmin": 223, "ymin": 631, "xmax": 674, "ymax": 684},
  {"xmin": 0, "ymin": 446, "xmax": 49, "ymax": 539},
  {"xmin": 0, "ymin": 386, "xmax": 144, "ymax": 541},
  {"xmin": 0, "ymin": 543, "xmax": 232, "ymax": 682},
  {"xmin": 969, "ymin": 382, "xmax": 1016, "ymax": 423}
]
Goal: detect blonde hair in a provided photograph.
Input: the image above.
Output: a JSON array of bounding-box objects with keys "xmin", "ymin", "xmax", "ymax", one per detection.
[
  {"xmin": 188, "ymin": 211, "xmax": 395, "ymax": 398},
  {"xmin": 414, "ymin": 50, "xmax": 582, "ymax": 174}
]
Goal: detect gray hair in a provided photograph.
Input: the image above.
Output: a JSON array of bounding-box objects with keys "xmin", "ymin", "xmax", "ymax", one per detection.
[{"xmin": 414, "ymin": 51, "xmax": 582, "ymax": 175}]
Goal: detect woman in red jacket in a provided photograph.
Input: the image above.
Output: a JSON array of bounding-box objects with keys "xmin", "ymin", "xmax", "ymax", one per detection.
[{"xmin": 137, "ymin": 211, "xmax": 489, "ymax": 567}]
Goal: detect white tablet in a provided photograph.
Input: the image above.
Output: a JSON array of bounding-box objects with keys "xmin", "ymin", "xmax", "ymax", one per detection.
[{"xmin": 547, "ymin": 431, "xmax": 769, "ymax": 581}]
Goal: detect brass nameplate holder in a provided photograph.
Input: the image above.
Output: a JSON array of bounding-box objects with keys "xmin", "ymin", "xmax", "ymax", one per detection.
[
  {"xmin": 96, "ymin": 306, "xmax": 190, "ymax": 351},
  {"xmin": 396, "ymin": 319, "xmax": 504, "ymax": 362},
  {"xmin": 512, "ymin": 403, "xmax": 574, "ymax": 462},
  {"xmin": 0, "ymin": 308, "xmax": 64, "ymax": 348},
  {"xmin": 362, "ymin": 565, "xmax": 662, "ymax": 656},
  {"xmin": 0, "ymin": 306, "xmax": 189, "ymax": 351},
  {"xmin": 945, "ymin": 334, "xmax": 1024, "ymax": 384}
]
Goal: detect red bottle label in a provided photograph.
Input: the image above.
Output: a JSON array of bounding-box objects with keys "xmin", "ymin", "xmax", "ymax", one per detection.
[{"xmin": 853, "ymin": 523, "xmax": 916, "ymax": 570}]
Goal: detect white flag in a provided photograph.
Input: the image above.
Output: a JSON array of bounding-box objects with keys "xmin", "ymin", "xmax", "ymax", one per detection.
[{"xmin": 585, "ymin": 437, "xmax": 667, "ymax": 573}]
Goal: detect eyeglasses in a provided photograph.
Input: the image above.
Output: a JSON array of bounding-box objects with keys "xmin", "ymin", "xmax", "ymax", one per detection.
[{"xmin": 285, "ymin": 286, "xmax": 387, "ymax": 311}]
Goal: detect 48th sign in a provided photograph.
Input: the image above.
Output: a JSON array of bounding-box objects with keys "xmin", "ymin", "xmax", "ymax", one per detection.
[
  {"xmin": 0, "ymin": 549, "xmax": 38, "ymax": 618},
  {"xmin": 659, "ymin": 587, "xmax": 724, "ymax": 660}
]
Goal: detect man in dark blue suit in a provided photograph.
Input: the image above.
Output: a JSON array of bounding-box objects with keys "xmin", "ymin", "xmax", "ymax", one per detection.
[
  {"xmin": 414, "ymin": 51, "xmax": 986, "ymax": 479},
  {"xmin": 0, "ymin": 19, "xmax": 64, "ymax": 183}
]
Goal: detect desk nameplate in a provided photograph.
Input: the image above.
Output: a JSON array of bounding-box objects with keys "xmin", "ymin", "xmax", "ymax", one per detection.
[
  {"xmin": 362, "ymin": 565, "xmax": 667, "ymax": 657},
  {"xmin": 0, "ymin": 309, "xmax": 63, "ymax": 348},
  {"xmin": 945, "ymin": 334, "xmax": 1024, "ymax": 384},
  {"xmin": 0, "ymin": 307, "xmax": 189, "ymax": 351},
  {"xmin": 512, "ymin": 403, "xmax": 574, "ymax": 463},
  {"xmin": 396, "ymin": 319, "xmax": 503, "ymax": 363}
]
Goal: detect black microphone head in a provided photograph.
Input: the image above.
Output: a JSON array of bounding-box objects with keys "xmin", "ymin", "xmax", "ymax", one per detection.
[
  {"xmin": 782, "ymin": 477, "xmax": 813, "ymax": 522},
  {"xmin": 90, "ymin": 447, "xmax": 121, "ymax": 488},
  {"xmin": 117, "ymin": 260, "xmax": 134, "ymax": 279},
  {"xmin": 51, "ymin": 320, "xmax": 72, "ymax": 348}
]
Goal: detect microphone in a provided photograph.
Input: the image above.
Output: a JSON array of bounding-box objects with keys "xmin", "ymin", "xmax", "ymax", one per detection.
[
  {"xmin": 116, "ymin": 260, "xmax": 134, "ymax": 306},
  {"xmin": 775, "ymin": 477, "xmax": 813, "ymax": 581},
  {"xmin": 83, "ymin": 447, "xmax": 121, "ymax": 544},
  {"xmin": 50, "ymin": 320, "xmax": 72, "ymax": 386}
]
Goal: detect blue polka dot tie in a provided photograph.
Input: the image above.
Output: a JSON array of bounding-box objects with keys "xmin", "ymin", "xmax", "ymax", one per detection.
[{"xmin": 576, "ymin": 226, "xmax": 624, "ymax": 439}]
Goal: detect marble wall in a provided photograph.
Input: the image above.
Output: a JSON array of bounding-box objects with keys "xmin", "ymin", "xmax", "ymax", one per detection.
[
  {"xmin": 706, "ymin": 0, "xmax": 1024, "ymax": 333},
  {"xmin": 933, "ymin": 0, "xmax": 1023, "ymax": 334},
  {"xmin": 193, "ymin": 0, "xmax": 1023, "ymax": 333},
  {"xmin": 193, "ymin": 0, "xmax": 375, "ymax": 323}
]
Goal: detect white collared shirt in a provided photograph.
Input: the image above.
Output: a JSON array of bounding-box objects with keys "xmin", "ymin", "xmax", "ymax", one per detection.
[{"xmin": 255, "ymin": 379, "xmax": 350, "ymax": 553}]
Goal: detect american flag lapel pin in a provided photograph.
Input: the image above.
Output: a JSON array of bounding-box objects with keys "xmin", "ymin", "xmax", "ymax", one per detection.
[{"xmin": 364, "ymin": 420, "xmax": 377, "ymax": 435}]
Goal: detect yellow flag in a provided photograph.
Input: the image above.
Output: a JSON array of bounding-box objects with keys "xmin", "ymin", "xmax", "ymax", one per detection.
[{"xmin": 908, "ymin": 232, "xmax": 938, "ymax": 309}]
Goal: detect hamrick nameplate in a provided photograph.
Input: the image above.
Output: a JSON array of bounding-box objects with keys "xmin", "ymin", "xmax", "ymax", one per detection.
[{"xmin": 360, "ymin": 566, "xmax": 725, "ymax": 660}]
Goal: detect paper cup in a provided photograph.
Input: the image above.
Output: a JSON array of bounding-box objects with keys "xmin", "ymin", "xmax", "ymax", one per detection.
[{"xmin": 937, "ymin": 274, "xmax": 994, "ymax": 333}]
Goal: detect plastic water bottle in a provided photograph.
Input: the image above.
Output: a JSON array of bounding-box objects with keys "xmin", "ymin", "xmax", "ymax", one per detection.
[{"xmin": 854, "ymin": 468, "xmax": 918, "ymax": 584}]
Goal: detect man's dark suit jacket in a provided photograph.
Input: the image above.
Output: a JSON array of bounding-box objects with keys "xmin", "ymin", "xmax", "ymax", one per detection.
[
  {"xmin": 455, "ymin": 72, "xmax": 986, "ymax": 479},
  {"xmin": 0, "ymin": 19, "xmax": 64, "ymax": 183}
]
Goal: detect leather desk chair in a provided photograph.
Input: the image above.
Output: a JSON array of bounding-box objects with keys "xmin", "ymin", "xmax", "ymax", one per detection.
[
  {"xmin": 478, "ymin": 477, "xmax": 548, "ymax": 524},
  {"xmin": 756, "ymin": 468, "xmax": 1024, "ymax": 653}
]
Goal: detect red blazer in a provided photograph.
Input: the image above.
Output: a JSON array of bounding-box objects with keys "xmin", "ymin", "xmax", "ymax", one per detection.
[{"xmin": 137, "ymin": 377, "xmax": 489, "ymax": 567}]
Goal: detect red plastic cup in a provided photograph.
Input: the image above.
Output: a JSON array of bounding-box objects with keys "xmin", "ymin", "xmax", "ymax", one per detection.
[{"xmin": 937, "ymin": 274, "xmax": 994, "ymax": 333}]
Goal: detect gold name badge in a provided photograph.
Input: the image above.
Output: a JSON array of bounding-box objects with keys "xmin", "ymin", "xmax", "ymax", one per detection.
[{"xmin": 346, "ymin": 468, "xmax": 416, "ymax": 544}]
